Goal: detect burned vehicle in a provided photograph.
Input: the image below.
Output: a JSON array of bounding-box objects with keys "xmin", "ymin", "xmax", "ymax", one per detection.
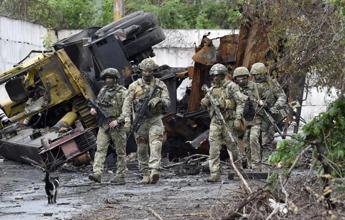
[{"xmin": 0, "ymin": 11, "xmax": 168, "ymax": 170}]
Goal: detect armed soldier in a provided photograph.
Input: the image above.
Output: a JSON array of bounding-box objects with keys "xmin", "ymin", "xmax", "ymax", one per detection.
[
  {"xmin": 250, "ymin": 62, "xmax": 287, "ymax": 149},
  {"xmin": 89, "ymin": 68, "xmax": 129, "ymax": 184},
  {"xmin": 233, "ymin": 66, "xmax": 262, "ymax": 170},
  {"xmin": 122, "ymin": 58, "xmax": 170, "ymax": 184},
  {"xmin": 200, "ymin": 63, "xmax": 246, "ymax": 182}
]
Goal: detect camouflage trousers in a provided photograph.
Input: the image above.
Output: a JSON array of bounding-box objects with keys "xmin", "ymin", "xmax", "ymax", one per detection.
[
  {"xmin": 93, "ymin": 126, "xmax": 127, "ymax": 178},
  {"xmin": 208, "ymin": 119, "xmax": 238, "ymax": 176},
  {"xmin": 261, "ymin": 118, "xmax": 275, "ymax": 148},
  {"xmin": 135, "ymin": 116, "xmax": 164, "ymax": 175},
  {"xmin": 243, "ymin": 117, "xmax": 261, "ymax": 166}
]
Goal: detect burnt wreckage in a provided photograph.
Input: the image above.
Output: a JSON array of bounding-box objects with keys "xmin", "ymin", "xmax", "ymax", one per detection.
[{"xmin": 0, "ymin": 11, "xmax": 301, "ymax": 170}]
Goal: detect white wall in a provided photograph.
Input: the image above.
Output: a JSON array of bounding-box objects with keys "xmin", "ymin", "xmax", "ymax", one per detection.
[
  {"xmin": 0, "ymin": 17, "xmax": 47, "ymax": 73},
  {"xmin": 153, "ymin": 29, "xmax": 238, "ymax": 67}
]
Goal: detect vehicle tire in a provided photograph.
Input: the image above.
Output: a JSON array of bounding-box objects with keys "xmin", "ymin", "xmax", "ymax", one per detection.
[
  {"xmin": 95, "ymin": 11, "xmax": 158, "ymax": 38},
  {"xmin": 124, "ymin": 27, "xmax": 165, "ymax": 59}
]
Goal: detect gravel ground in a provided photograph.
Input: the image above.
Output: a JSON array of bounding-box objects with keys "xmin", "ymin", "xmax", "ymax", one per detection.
[{"xmin": 0, "ymin": 158, "xmax": 254, "ymax": 220}]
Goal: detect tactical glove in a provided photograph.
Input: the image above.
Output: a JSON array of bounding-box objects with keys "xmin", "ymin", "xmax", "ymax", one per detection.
[
  {"xmin": 270, "ymin": 106, "xmax": 279, "ymax": 114},
  {"xmin": 234, "ymin": 119, "xmax": 244, "ymax": 133},
  {"xmin": 148, "ymin": 97, "xmax": 161, "ymax": 108}
]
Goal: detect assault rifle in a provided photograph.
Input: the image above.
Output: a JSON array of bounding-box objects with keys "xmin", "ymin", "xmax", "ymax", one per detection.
[
  {"xmin": 89, "ymin": 99, "xmax": 112, "ymax": 132},
  {"xmin": 129, "ymin": 85, "xmax": 160, "ymax": 135},
  {"xmin": 252, "ymin": 83, "xmax": 284, "ymax": 136},
  {"xmin": 201, "ymin": 85, "xmax": 237, "ymax": 144}
]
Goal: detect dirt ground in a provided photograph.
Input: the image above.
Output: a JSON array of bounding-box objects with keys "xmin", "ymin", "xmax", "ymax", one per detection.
[{"xmin": 0, "ymin": 157, "xmax": 263, "ymax": 220}]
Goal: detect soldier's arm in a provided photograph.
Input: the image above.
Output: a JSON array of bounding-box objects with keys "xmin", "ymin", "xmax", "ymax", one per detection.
[
  {"xmin": 159, "ymin": 81, "xmax": 171, "ymax": 108},
  {"xmin": 228, "ymin": 82, "xmax": 247, "ymax": 119},
  {"xmin": 116, "ymin": 87, "xmax": 129, "ymax": 124},
  {"xmin": 200, "ymin": 93, "xmax": 210, "ymax": 109},
  {"xmin": 121, "ymin": 84, "xmax": 135, "ymax": 119},
  {"xmin": 272, "ymin": 79, "xmax": 287, "ymax": 108}
]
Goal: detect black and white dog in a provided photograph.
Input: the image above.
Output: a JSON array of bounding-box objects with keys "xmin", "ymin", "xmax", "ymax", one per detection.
[{"xmin": 45, "ymin": 171, "xmax": 59, "ymax": 204}]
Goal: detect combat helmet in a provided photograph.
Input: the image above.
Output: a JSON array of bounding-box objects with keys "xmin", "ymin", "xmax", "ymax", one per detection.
[
  {"xmin": 138, "ymin": 58, "xmax": 159, "ymax": 71},
  {"xmin": 209, "ymin": 63, "xmax": 228, "ymax": 76},
  {"xmin": 233, "ymin": 67, "xmax": 250, "ymax": 78},
  {"xmin": 100, "ymin": 68, "xmax": 120, "ymax": 79},
  {"xmin": 250, "ymin": 62, "xmax": 268, "ymax": 75}
]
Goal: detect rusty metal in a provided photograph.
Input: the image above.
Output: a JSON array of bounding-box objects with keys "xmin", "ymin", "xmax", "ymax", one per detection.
[
  {"xmin": 188, "ymin": 63, "xmax": 210, "ymax": 112},
  {"xmin": 217, "ymin": 34, "xmax": 239, "ymax": 65},
  {"xmin": 192, "ymin": 35, "xmax": 217, "ymax": 66},
  {"xmin": 39, "ymin": 128, "xmax": 96, "ymax": 171}
]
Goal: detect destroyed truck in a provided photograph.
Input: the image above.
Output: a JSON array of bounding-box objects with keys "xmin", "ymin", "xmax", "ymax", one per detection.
[{"xmin": 0, "ymin": 11, "xmax": 171, "ymax": 170}]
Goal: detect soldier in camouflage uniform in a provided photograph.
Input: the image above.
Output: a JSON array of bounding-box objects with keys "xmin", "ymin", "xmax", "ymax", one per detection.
[
  {"xmin": 122, "ymin": 58, "xmax": 170, "ymax": 184},
  {"xmin": 233, "ymin": 66, "xmax": 262, "ymax": 170},
  {"xmin": 201, "ymin": 63, "xmax": 246, "ymax": 182},
  {"xmin": 250, "ymin": 62, "xmax": 287, "ymax": 149},
  {"xmin": 89, "ymin": 68, "xmax": 128, "ymax": 184}
]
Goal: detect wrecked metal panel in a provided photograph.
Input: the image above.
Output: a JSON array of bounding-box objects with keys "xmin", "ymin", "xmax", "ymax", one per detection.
[
  {"xmin": 188, "ymin": 63, "xmax": 210, "ymax": 112},
  {"xmin": 217, "ymin": 34, "xmax": 239, "ymax": 64},
  {"xmin": 39, "ymin": 129, "xmax": 96, "ymax": 170},
  {"xmin": 0, "ymin": 140, "xmax": 43, "ymax": 164}
]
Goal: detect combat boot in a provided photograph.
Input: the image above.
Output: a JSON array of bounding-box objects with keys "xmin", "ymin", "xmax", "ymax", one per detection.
[
  {"xmin": 150, "ymin": 169, "xmax": 160, "ymax": 184},
  {"xmin": 110, "ymin": 176, "xmax": 125, "ymax": 185},
  {"xmin": 140, "ymin": 171, "xmax": 151, "ymax": 184},
  {"xmin": 89, "ymin": 173, "xmax": 101, "ymax": 183},
  {"xmin": 207, "ymin": 173, "xmax": 221, "ymax": 183}
]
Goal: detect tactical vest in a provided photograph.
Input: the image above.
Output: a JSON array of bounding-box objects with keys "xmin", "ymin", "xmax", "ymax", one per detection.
[
  {"xmin": 96, "ymin": 85, "xmax": 125, "ymax": 118},
  {"xmin": 209, "ymin": 81, "xmax": 236, "ymax": 120},
  {"xmin": 132, "ymin": 78, "xmax": 163, "ymax": 114},
  {"xmin": 256, "ymin": 81, "xmax": 276, "ymax": 108}
]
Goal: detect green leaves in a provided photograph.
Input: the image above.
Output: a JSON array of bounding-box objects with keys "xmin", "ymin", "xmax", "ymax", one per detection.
[
  {"xmin": 0, "ymin": 0, "xmax": 241, "ymax": 29},
  {"xmin": 270, "ymin": 96, "xmax": 345, "ymax": 177},
  {"xmin": 125, "ymin": 0, "xmax": 242, "ymax": 29}
]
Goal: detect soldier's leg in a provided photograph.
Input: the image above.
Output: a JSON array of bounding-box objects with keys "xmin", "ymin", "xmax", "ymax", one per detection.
[
  {"xmin": 242, "ymin": 127, "xmax": 251, "ymax": 168},
  {"xmin": 250, "ymin": 123, "xmax": 261, "ymax": 170},
  {"xmin": 261, "ymin": 119, "xmax": 274, "ymax": 147},
  {"xmin": 223, "ymin": 121, "xmax": 239, "ymax": 168},
  {"xmin": 148, "ymin": 119, "xmax": 164, "ymax": 184},
  {"xmin": 90, "ymin": 127, "xmax": 110, "ymax": 182},
  {"xmin": 135, "ymin": 121, "xmax": 150, "ymax": 182},
  {"xmin": 208, "ymin": 122, "xmax": 222, "ymax": 182},
  {"xmin": 110, "ymin": 130, "xmax": 127, "ymax": 184}
]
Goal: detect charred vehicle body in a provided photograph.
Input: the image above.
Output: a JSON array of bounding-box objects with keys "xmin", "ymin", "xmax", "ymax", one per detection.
[{"xmin": 0, "ymin": 11, "xmax": 170, "ymax": 170}]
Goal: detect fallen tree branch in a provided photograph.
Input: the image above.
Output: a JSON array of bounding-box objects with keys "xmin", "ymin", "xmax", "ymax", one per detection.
[
  {"xmin": 283, "ymin": 145, "xmax": 312, "ymax": 187},
  {"xmin": 228, "ymin": 150, "xmax": 252, "ymax": 194},
  {"xmin": 222, "ymin": 188, "xmax": 267, "ymax": 220},
  {"xmin": 148, "ymin": 207, "xmax": 164, "ymax": 220}
]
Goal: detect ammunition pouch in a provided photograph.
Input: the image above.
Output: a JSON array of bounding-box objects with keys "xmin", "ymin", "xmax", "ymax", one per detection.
[
  {"xmin": 225, "ymin": 99, "xmax": 236, "ymax": 109},
  {"xmin": 243, "ymin": 99, "xmax": 256, "ymax": 121}
]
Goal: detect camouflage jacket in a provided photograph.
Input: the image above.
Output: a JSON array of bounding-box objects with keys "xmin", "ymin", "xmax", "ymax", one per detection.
[
  {"xmin": 122, "ymin": 78, "xmax": 170, "ymax": 119},
  {"xmin": 255, "ymin": 79, "xmax": 286, "ymax": 109},
  {"xmin": 201, "ymin": 80, "xmax": 247, "ymax": 121},
  {"xmin": 96, "ymin": 85, "xmax": 127, "ymax": 123}
]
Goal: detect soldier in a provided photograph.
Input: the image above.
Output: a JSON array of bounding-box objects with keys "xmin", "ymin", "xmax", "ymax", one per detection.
[
  {"xmin": 250, "ymin": 62, "xmax": 287, "ymax": 149},
  {"xmin": 200, "ymin": 63, "xmax": 246, "ymax": 182},
  {"xmin": 122, "ymin": 58, "xmax": 170, "ymax": 184},
  {"xmin": 89, "ymin": 68, "xmax": 128, "ymax": 184},
  {"xmin": 233, "ymin": 66, "xmax": 262, "ymax": 170}
]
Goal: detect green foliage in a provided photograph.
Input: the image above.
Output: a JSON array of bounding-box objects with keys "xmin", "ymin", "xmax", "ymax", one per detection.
[
  {"xmin": 269, "ymin": 95, "xmax": 345, "ymax": 177},
  {"xmin": 0, "ymin": 0, "xmax": 111, "ymax": 29},
  {"xmin": 0, "ymin": 0, "xmax": 242, "ymax": 30},
  {"xmin": 126, "ymin": 0, "xmax": 242, "ymax": 29}
]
